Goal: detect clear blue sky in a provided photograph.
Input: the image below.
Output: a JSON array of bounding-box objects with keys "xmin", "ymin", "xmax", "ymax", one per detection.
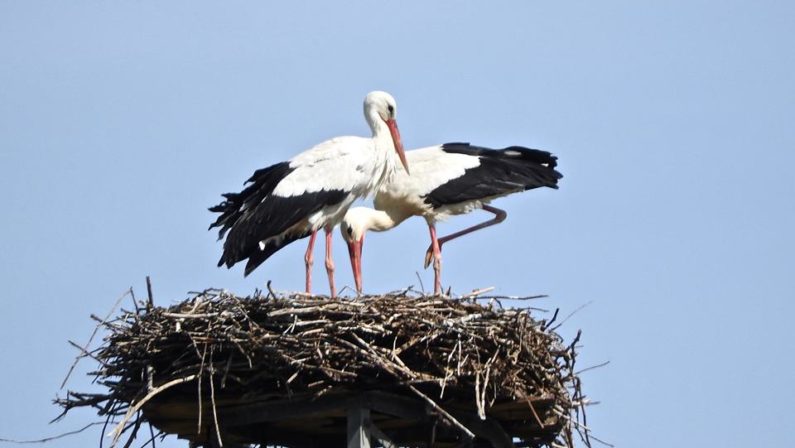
[{"xmin": 1, "ymin": 1, "xmax": 793, "ymax": 447}]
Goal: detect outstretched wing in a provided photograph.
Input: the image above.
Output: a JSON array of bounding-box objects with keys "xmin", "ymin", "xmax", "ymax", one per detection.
[{"xmin": 423, "ymin": 143, "xmax": 562, "ymax": 208}]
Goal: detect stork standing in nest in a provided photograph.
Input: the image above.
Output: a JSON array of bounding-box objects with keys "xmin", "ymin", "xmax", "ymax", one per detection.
[
  {"xmin": 342, "ymin": 143, "xmax": 561, "ymax": 295},
  {"xmin": 210, "ymin": 91, "xmax": 410, "ymax": 297}
]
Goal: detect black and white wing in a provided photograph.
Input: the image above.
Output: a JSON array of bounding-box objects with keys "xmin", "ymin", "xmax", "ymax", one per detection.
[
  {"xmin": 209, "ymin": 136, "xmax": 377, "ymax": 275},
  {"xmin": 424, "ymin": 143, "xmax": 562, "ymax": 209}
]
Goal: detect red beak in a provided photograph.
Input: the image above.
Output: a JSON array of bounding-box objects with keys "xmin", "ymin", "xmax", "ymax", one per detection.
[
  {"xmin": 385, "ymin": 118, "xmax": 410, "ymax": 175},
  {"xmin": 346, "ymin": 237, "xmax": 364, "ymax": 294}
]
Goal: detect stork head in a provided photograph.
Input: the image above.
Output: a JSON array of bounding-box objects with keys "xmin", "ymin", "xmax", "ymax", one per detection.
[
  {"xmin": 363, "ymin": 91, "xmax": 410, "ymax": 175},
  {"xmin": 341, "ymin": 207, "xmax": 371, "ymax": 245},
  {"xmin": 341, "ymin": 207, "xmax": 401, "ymax": 294}
]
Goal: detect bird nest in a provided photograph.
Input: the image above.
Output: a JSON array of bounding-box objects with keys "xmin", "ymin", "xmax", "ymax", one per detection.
[{"xmin": 57, "ymin": 289, "xmax": 592, "ymax": 448}]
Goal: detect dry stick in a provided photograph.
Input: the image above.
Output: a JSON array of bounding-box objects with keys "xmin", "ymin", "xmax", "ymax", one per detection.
[
  {"xmin": 150, "ymin": 425, "xmax": 158, "ymax": 448},
  {"xmin": 407, "ymin": 384, "xmax": 475, "ymax": 441},
  {"xmin": 474, "ymin": 371, "xmax": 484, "ymax": 419},
  {"xmin": 162, "ymin": 313, "xmax": 219, "ymax": 319},
  {"xmin": 576, "ymin": 360, "xmax": 610, "ymax": 376},
  {"xmin": 415, "ymin": 271, "xmax": 426, "ymax": 295},
  {"xmin": 120, "ymin": 412, "xmax": 142, "ymax": 448},
  {"xmin": 138, "ymin": 426, "xmax": 160, "ymax": 448},
  {"xmin": 0, "ymin": 422, "xmax": 104, "ymax": 444},
  {"xmin": 60, "ymin": 288, "xmax": 132, "ymax": 390},
  {"xmin": 129, "ymin": 287, "xmax": 140, "ymax": 314},
  {"xmin": 196, "ymin": 343, "xmax": 208, "ymax": 434},
  {"xmin": 551, "ymin": 301, "xmax": 593, "ymax": 331},
  {"xmin": 464, "ymin": 287, "xmax": 495, "ymax": 298},
  {"xmin": 340, "ymin": 335, "xmax": 473, "ymax": 439},
  {"xmin": 266, "ymin": 281, "xmax": 277, "ymax": 299},
  {"xmin": 220, "ymin": 354, "xmax": 233, "ymax": 388},
  {"xmin": 145, "ymin": 276, "xmax": 154, "ymax": 309},
  {"xmin": 109, "ymin": 374, "xmax": 199, "ymax": 447},
  {"xmin": 556, "ymin": 402, "xmax": 611, "ymax": 448},
  {"xmin": 208, "ymin": 351, "xmax": 223, "ymax": 448},
  {"xmin": 67, "ymin": 340, "xmax": 109, "ymax": 367},
  {"xmin": 479, "ymin": 354, "xmax": 496, "ymax": 420},
  {"xmin": 568, "ymin": 330, "xmax": 582, "ymax": 354},
  {"xmin": 586, "ymin": 433, "xmax": 614, "ymax": 448},
  {"xmin": 345, "ymin": 334, "xmax": 418, "ymax": 380},
  {"xmin": 518, "ymin": 392, "xmax": 546, "ymax": 429},
  {"xmin": 551, "ymin": 407, "xmax": 593, "ymax": 438},
  {"xmin": 99, "ymin": 412, "xmax": 112, "ymax": 448},
  {"xmin": 543, "ymin": 308, "xmax": 560, "ymax": 331},
  {"xmin": 576, "ymin": 376, "xmax": 591, "ymax": 448}
]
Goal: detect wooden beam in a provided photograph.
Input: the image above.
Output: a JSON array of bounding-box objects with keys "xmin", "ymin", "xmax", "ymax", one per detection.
[
  {"xmin": 219, "ymin": 393, "xmax": 347, "ymax": 426},
  {"xmin": 358, "ymin": 391, "xmax": 428, "ymax": 421},
  {"xmin": 173, "ymin": 390, "xmax": 541, "ymax": 448},
  {"xmin": 451, "ymin": 412, "xmax": 515, "ymax": 448}
]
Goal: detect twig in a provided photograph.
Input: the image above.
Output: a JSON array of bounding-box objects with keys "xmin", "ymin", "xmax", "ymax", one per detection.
[
  {"xmin": 209, "ymin": 351, "xmax": 223, "ymax": 447},
  {"xmin": 109, "ymin": 375, "xmax": 199, "ymax": 446},
  {"xmin": 576, "ymin": 361, "xmax": 610, "ymax": 375},
  {"xmin": 552, "ymin": 301, "xmax": 593, "ymax": 331},
  {"xmin": 67, "ymin": 340, "xmax": 108, "ymax": 367},
  {"xmin": 543, "ymin": 308, "xmax": 560, "ymax": 331},
  {"xmin": 162, "ymin": 313, "xmax": 219, "ymax": 319},
  {"xmin": 415, "ymin": 271, "xmax": 426, "ymax": 295},
  {"xmin": 60, "ymin": 289, "xmax": 131, "ymax": 390},
  {"xmin": 145, "ymin": 276, "xmax": 154, "ymax": 309},
  {"xmin": 407, "ymin": 385, "xmax": 474, "ymax": 440},
  {"xmin": 138, "ymin": 425, "xmax": 160, "ymax": 448},
  {"xmin": 196, "ymin": 343, "xmax": 208, "ymax": 434},
  {"xmin": 463, "ymin": 287, "xmax": 495, "ymax": 298},
  {"xmin": 518, "ymin": 391, "xmax": 546, "ymax": 429},
  {"xmin": 265, "ymin": 281, "xmax": 276, "ymax": 299},
  {"xmin": 0, "ymin": 422, "xmax": 104, "ymax": 444},
  {"xmin": 120, "ymin": 412, "xmax": 142, "ymax": 448}
]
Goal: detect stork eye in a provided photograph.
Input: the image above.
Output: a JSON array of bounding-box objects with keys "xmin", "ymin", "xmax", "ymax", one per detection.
[
  {"xmin": 387, "ymin": 104, "xmax": 394, "ymax": 115},
  {"xmin": 347, "ymin": 226, "xmax": 353, "ymax": 236}
]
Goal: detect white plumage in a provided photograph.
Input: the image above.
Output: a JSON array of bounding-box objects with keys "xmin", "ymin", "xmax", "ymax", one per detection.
[
  {"xmin": 342, "ymin": 143, "xmax": 562, "ymax": 295},
  {"xmin": 273, "ymin": 136, "xmax": 398, "ymax": 197},
  {"xmin": 210, "ymin": 91, "xmax": 409, "ymax": 297},
  {"xmin": 373, "ymin": 145, "xmax": 482, "ymax": 221}
]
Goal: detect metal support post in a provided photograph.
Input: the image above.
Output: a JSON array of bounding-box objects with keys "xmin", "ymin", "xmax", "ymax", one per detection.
[{"xmin": 347, "ymin": 404, "xmax": 371, "ymax": 448}]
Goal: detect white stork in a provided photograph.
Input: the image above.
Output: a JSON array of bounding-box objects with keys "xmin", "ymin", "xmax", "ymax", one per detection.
[
  {"xmin": 209, "ymin": 91, "xmax": 410, "ymax": 297},
  {"xmin": 341, "ymin": 143, "xmax": 561, "ymax": 295}
]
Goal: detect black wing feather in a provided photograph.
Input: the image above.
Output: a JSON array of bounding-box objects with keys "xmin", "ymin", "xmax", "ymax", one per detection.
[
  {"xmin": 243, "ymin": 229, "xmax": 311, "ymax": 276},
  {"xmin": 208, "ymin": 162, "xmax": 294, "ymax": 239},
  {"xmin": 424, "ymin": 143, "xmax": 562, "ymax": 209},
  {"xmin": 209, "ymin": 161, "xmax": 347, "ymax": 274}
]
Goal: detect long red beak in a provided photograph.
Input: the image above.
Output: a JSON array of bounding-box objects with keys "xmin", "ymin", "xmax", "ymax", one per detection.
[
  {"xmin": 385, "ymin": 118, "xmax": 410, "ymax": 175},
  {"xmin": 346, "ymin": 237, "xmax": 364, "ymax": 294}
]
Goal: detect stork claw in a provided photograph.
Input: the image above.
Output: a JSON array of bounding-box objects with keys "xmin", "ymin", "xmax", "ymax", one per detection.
[
  {"xmin": 424, "ymin": 242, "xmax": 444, "ymax": 269},
  {"xmin": 423, "ymin": 247, "xmax": 434, "ymax": 269}
]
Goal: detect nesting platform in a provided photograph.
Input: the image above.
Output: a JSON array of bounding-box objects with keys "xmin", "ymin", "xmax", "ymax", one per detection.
[{"xmin": 58, "ymin": 290, "xmax": 589, "ymax": 447}]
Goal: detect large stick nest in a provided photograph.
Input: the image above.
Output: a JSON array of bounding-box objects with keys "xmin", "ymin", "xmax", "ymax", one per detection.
[{"xmin": 58, "ymin": 289, "xmax": 592, "ymax": 448}]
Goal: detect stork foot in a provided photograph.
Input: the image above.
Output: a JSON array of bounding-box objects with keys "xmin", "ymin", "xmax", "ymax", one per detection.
[{"xmin": 423, "ymin": 243, "xmax": 444, "ymax": 269}]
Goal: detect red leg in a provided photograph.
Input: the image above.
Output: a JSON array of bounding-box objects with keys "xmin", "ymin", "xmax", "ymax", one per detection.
[
  {"xmin": 304, "ymin": 230, "xmax": 318, "ymax": 294},
  {"xmin": 428, "ymin": 224, "xmax": 443, "ymax": 295},
  {"xmin": 324, "ymin": 226, "xmax": 336, "ymax": 298},
  {"xmin": 424, "ymin": 205, "xmax": 507, "ymax": 268}
]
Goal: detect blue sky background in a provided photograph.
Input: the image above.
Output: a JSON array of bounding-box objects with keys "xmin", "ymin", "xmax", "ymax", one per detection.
[{"xmin": 2, "ymin": 1, "xmax": 794, "ymax": 447}]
